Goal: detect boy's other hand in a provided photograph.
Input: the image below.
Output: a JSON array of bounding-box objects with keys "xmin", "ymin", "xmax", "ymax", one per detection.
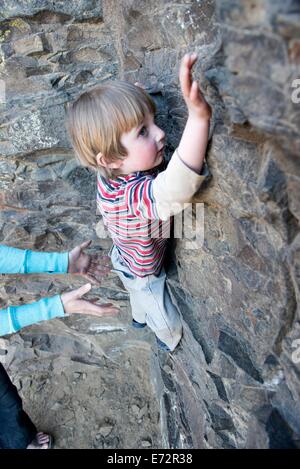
[
  {"xmin": 61, "ymin": 283, "xmax": 120, "ymax": 317},
  {"xmin": 179, "ymin": 53, "xmax": 211, "ymax": 121},
  {"xmin": 68, "ymin": 240, "xmax": 111, "ymax": 285}
]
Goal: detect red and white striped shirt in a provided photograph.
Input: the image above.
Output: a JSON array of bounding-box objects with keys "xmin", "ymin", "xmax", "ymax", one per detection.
[{"xmin": 97, "ymin": 169, "xmax": 171, "ymax": 277}]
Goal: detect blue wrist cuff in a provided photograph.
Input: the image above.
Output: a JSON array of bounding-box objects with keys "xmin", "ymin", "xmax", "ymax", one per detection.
[
  {"xmin": 0, "ymin": 294, "xmax": 65, "ymax": 336},
  {"xmin": 25, "ymin": 251, "xmax": 69, "ymax": 274},
  {"xmin": 0, "ymin": 245, "xmax": 69, "ymax": 274}
]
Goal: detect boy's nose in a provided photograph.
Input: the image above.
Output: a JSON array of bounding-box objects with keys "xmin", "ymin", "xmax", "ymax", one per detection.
[{"xmin": 155, "ymin": 127, "xmax": 165, "ymax": 144}]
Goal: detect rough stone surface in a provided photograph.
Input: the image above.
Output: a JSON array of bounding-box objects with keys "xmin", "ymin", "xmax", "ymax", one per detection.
[{"xmin": 0, "ymin": 0, "xmax": 299, "ymax": 449}]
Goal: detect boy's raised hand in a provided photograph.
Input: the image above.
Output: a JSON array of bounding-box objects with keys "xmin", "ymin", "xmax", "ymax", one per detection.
[
  {"xmin": 61, "ymin": 283, "xmax": 120, "ymax": 317},
  {"xmin": 179, "ymin": 53, "xmax": 211, "ymax": 121},
  {"xmin": 68, "ymin": 240, "xmax": 111, "ymax": 285}
]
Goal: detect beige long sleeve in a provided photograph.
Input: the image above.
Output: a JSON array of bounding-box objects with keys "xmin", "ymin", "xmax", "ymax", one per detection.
[{"xmin": 152, "ymin": 148, "xmax": 210, "ymax": 220}]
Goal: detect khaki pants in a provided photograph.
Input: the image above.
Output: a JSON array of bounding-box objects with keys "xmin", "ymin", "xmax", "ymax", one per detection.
[{"xmin": 110, "ymin": 245, "xmax": 182, "ymax": 351}]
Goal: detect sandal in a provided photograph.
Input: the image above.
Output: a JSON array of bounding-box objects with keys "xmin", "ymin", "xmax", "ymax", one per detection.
[{"xmin": 27, "ymin": 432, "xmax": 54, "ymax": 449}]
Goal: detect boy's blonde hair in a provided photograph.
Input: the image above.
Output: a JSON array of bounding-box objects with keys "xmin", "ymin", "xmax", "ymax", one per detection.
[{"xmin": 65, "ymin": 80, "xmax": 156, "ymax": 179}]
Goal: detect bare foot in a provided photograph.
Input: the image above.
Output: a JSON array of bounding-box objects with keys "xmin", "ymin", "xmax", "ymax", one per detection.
[{"xmin": 27, "ymin": 432, "xmax": 52, "ymax": 449}]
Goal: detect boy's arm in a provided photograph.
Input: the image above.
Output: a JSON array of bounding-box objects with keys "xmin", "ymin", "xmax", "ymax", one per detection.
[
  {"xmin": 152, "ymin": 149, "xmax": 210, "ymax": 220},
  {"xmin": 177, "ymin": 53, "xmax": 211, "ymax": 173},
  {"xmin": 152, "ymin": 53, "xmax": 211, "ymax": 220}
]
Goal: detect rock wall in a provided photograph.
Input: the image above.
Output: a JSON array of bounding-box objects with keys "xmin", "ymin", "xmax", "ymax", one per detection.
[{"xmin": 0, "ymin": 0, "xmax": 299, "ymax": 448}]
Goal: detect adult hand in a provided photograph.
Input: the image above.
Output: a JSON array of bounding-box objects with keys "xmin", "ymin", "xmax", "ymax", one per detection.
[
  {"xmin": 61, "ymin": 283, "xmax": 119, "ymax": 317},
  {"xmin": 179, "ymin": 53, "xmax": 211, "ymax": 121},
  {"xmin": 68, "ymin": 240, "xmax": 111, "ymax": 285}
]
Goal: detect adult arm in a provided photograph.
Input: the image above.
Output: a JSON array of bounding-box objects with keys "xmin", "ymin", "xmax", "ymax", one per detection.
[
  {"xmin": 0, "ymin": 245, "xmax": 68, "ymax": 274},
  {"xmin": 0, "ymin": 284, "xmax": 119, "ymax": 337},
  {"xmin": 0, "ymin": 295, "xmax": 64, "ymax": 336}
]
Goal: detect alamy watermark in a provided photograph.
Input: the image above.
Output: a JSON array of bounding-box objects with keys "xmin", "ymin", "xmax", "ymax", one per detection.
[
  {"xmin": 0, "ymin": 79, "xmax": 5, "ymax": 105},
  {"xmin": 291, "ymin": 339, "xmax": 300, "ymax": 364},
  {"xmin": 96, "ymin": 202, "xmax": 205, "ymax": 250},
  {"xmin": 0, "ymin": 338, "xmax": 8, "ymax": 364},
  {"xmin": 291, "ymin": 79, "xmax": 300, "ymax": 104},
  {"xmin": 289, "ymin": 81, "xmax": 300, "ymax": 362}
]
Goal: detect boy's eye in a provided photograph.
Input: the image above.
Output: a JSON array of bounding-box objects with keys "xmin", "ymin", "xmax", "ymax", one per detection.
[{"xmin": 139, "ymin": 126, "xmax": 148, "ymax": 137}]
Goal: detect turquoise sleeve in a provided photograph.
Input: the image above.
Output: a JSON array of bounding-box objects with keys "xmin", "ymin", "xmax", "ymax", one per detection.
[
  {"xmin": 0, "ymin": 295, "xmax": 65, "ymax": 336},
  {"xmin": 0, "ymin": 245, "xmax": 69, "ymax": 274}
]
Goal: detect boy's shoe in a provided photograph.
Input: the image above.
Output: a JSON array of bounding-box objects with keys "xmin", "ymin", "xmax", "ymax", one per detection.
[
  {"xmin": 156, "ymin": 336, "xmax": 171, "ymax": 352},
  {"xmin": 132, "ymin": 319, "xmax": 147, "ymax": 329}
]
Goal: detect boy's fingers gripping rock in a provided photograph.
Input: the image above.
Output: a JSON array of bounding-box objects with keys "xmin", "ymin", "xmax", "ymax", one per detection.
[
  {"xmin": 179, "ymin": 55, "xmax": 191, "ymax": 97},
  {"xmin": 191, "ymin": 80, "xmax": 199, "ymax": 101},
  {"xmin": 180, "ymin": 53, "xmax": 197, "ymax": 98}
]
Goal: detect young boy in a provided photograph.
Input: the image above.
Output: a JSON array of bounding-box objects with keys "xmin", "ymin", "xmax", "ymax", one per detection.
[{"xmin": 65, "ymin": 53, "xmax": 211, "ymax": 352}]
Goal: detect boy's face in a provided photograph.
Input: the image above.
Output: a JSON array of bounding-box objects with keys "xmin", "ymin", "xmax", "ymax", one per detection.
[{"xmin": 113, "ymin": 112, "xmax": 165, "ymax": 175}]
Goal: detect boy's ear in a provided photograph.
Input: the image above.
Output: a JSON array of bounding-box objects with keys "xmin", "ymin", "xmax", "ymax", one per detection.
[{"xmin": 96, "ymin": 152, "xmax": 122, "ymax": 170}]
